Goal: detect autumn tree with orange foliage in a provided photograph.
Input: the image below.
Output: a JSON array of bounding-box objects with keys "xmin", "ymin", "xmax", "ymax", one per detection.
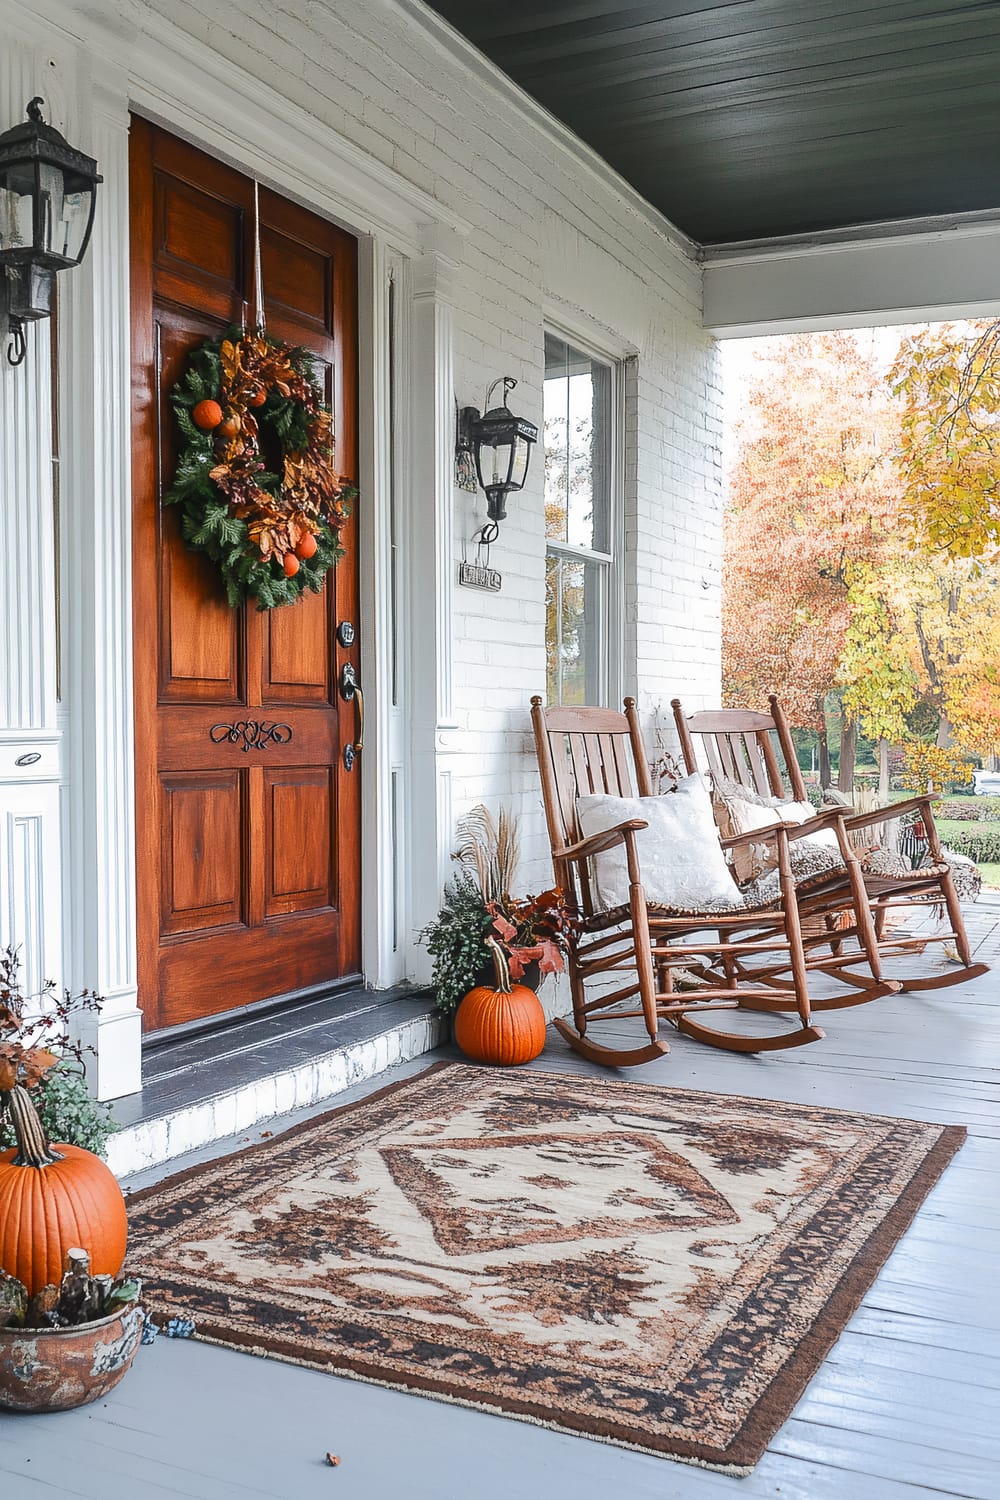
[
  {"xmin": 723, "ymin": 332, "xmax": 902, "ymax": 787},
  {"xmin": 725, "ymin": 320, "xmax": 1000, "ymax": 785}
]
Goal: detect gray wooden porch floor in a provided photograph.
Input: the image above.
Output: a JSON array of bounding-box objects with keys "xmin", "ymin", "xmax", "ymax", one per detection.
[{"xmin": 1, "ymin": 900, "xmax": 998, "ymax": 1499}]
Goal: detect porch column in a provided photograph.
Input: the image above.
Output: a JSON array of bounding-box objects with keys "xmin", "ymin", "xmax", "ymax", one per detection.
[
  {"xmin": 406, "ymin": 236, "xmax": 461, "ymax": 977},
  {"xmin": 58, "ymin": 65, "xmax": 142, "ymax": 1099}
]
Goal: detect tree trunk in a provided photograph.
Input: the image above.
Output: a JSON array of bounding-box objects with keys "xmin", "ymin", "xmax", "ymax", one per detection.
[
  {"xmin": 816, "ymin": 698, "xmax": 832, "ymax": 788},
  {"xmin": 936, "ymin": 713, "xmax": 954, "ymax": 749},
  {"xmin": 837, "ymin": 717, "xmax": 858, "ymax": 794}
]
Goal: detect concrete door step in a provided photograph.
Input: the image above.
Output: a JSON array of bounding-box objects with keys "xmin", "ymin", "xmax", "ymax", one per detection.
[{"xmin": 106, "ymin": 987, "xmax": 442, "ymax": 1178}]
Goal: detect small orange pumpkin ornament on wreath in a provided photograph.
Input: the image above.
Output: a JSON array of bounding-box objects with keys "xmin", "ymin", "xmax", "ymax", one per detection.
[{"xmin": 165, "ymin": 327, "xmax": 356, "ymax": 609}]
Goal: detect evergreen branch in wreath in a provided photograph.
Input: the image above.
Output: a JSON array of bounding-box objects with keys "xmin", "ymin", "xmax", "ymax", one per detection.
[{"xmin": 163, "ymin": 327, "xmax": 356, "ymax": 610}]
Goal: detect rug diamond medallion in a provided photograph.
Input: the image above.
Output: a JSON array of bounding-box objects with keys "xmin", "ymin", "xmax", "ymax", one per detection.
[
  {"xmin": 127, "ymin": 1062, "xmax": 965, "ymax": 1474},
  {"xmin": 382, "ymin": 1130, "xmax": 737, "ymax": 1253}
]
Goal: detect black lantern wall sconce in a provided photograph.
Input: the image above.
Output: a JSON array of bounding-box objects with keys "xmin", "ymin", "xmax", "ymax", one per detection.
[
  {"xmin": 0, "ymin": 98, "xmax": 102, "ymax": 367},
  {"xmin": 457, "ymin": 376, "xmax": 538, "ymax": 537}
]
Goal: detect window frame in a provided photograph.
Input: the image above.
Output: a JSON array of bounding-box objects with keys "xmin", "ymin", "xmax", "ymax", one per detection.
[{"xmin": 543, "ymin": 321, "xmax": 625, "ymax": 708}]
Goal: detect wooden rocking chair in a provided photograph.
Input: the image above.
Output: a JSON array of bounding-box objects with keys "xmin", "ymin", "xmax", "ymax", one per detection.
[
  {"xmin": 672, "ymin": 695, "xmax": 988, "ymax": 996},
  {"xmin": 530, "ymin": 696, "xmax": 826, "ymax": 1066}
]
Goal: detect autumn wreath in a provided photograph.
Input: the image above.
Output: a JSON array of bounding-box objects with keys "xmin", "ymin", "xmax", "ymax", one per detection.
[{"xmin": 164, "ymin": 329, "xmax": 356, "ymax": 610}]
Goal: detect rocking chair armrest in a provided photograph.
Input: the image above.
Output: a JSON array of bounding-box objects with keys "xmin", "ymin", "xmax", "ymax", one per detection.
[
  {"xmin": 842, "ymin": 794, "xmax": 940, "ymax": 833},
  {"xmin": 792, "ymin": 805, "xmax": 848, "ymax": 828},
  {"xmin": 719, "ymin": 822, "xmax": 797, "ymax": 851},
  {"xmin": 555, "ymin": 820, "xmax": 649, "ymax": 862}
]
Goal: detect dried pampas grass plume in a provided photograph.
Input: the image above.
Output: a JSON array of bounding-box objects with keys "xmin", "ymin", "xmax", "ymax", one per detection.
[{"xmin": 453, "ymin": 804, "xmax": 520, "ymax": 904}]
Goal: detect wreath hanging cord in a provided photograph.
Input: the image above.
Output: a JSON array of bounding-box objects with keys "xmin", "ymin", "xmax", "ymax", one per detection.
[{"xmin": 163, "ymin": 189, "xmax": 355, "ymax": 610}]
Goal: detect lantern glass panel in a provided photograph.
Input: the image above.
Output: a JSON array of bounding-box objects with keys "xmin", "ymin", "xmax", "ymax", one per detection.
[
  {"xmin": 484, "ymin": 437, "xmax": 514, "ymax": 491},
  {"xmin": 56, "ymin": 181, "xmax": 93, "ymax": 263},
  {"xmin": 0, "ymin": 164, "xmax": 35, "ymax": 253},
  {"xmin": 510, "ymin": 434, "xmax": 530, "ymax": 490},
  {"xmin": 37, "ymin": 162, "xmax": 65, "ymax": 256}
]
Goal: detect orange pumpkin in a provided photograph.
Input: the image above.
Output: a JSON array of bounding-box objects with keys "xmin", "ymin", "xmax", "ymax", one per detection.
[
  {"xmin": 454, "ymin": 938, "xmax": 547, "ymax": 1066},
  {"xmin": 0, "ymin": 1086, "xmax": 128, "ymax": 1297}
]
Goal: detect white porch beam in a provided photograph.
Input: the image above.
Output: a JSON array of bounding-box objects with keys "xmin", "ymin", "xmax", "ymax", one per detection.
[{"xmin": 703, "ymin": 214, "xmax": 1000, "ymax": 338}]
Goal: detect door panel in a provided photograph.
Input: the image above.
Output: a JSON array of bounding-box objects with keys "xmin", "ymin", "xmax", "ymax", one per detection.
[
  {"xmin": 158, "ymin": 772, "xmax": 246, "ymax": 937},
  {"xmin": 263, "ymin": 595, "xmax": 332, "ymax": 703},
  {"xmin": 131, "ymin": 118, "xmax": 361, "ymax": 1032},
  {"xmin": 264, "ymin": 768, "xmax": 335, "ymax": 917}
]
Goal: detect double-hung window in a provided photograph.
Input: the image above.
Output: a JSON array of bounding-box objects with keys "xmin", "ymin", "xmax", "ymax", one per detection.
[{"xmin": 544, "ymin": 330, "xmax": 620, "ymax": 705}]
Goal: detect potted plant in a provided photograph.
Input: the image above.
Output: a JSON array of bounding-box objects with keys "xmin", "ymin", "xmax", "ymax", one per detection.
[
  {"xmin": 420, "ymin": 806, "xmax": 572, "ymax": 1063},
  {"xmin": 0, "ymin": 948, "xmax": 141, "ymax": 1412},
  {"xmin": 452, "ymin": 890, "xmax": 571, "ymax": 1066}
]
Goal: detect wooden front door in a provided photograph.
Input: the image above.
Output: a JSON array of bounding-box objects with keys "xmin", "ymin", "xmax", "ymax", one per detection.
[{"xmin": 130, "ymin": 119, "xmax": 361, "ymax": 1032}]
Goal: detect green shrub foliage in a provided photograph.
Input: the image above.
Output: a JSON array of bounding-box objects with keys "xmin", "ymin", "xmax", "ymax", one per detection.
[
  {"xmin": 420, "ymin": 874, "xmax": 493, "ymax": 1015},
  {"xmin": 948, "ymin": 827, "xmax": 1000, "ymax": 865},
  {"xmin": 0, "ymin": 1061, "xmax": 116, "ymax": 1159}
]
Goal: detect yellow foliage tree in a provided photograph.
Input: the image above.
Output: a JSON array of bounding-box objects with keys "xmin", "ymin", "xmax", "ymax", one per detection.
[{"xmin": 891, "ymin": 321, "xmax": 1000, "ymax": 561}]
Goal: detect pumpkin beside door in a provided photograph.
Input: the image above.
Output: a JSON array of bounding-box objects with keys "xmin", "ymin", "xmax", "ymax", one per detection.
[{"xmin": 454, "ymin": 938, "xmax": 547, "ymax": 1066}]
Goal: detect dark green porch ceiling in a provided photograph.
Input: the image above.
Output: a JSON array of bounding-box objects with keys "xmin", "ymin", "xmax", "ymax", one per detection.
[{"xmin": 423, "ymin": 0, "xmax": 1000, "ymax": 244}]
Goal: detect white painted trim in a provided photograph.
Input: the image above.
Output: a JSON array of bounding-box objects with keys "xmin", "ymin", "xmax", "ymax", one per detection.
[
  {"xmin": 404, "ymin": 242, "xmax": 462, "ymax": 980},
  {"xmin": 357, "ymin": 235, "xmax": 404, "ymax": 990},
  {"xmin": 704, "ymin": 216, "xmax": 1000, "ymax": 337},
  {"xmin": 543, "ymin": 299, "xmax": 639, "ymax": 364},
  {"xmin": 703, "ymin": 207, "xmax": 1000, "ymax": 261}
]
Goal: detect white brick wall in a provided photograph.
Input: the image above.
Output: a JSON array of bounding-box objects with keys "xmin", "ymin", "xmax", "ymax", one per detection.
[{"xmin": 1, "ymin": 0, "xmax": 723, "ymax": 995}]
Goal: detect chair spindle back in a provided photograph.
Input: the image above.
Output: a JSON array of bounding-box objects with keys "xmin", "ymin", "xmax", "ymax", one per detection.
[
  {"xmin": 671, "ymin": 697, "xmax": 807, "ymax": 802},
  {"xmin": 530, "ymin": 696, "xmax": 651, "ymax": 916}
]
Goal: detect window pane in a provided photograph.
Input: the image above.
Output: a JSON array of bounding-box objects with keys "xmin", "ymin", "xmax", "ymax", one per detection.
[
  {"xmin": 544, "ymin": 333, "xmax": 611, "ymax": 552},
  {"xmin": 546, "ymin": 552, "xmax": 606, "ymax": 706}
]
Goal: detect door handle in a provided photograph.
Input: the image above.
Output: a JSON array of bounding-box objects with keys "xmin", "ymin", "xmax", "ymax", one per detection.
[{"xmin": 339, "ymin": 662, "xmax": 364, "ymax": 769}]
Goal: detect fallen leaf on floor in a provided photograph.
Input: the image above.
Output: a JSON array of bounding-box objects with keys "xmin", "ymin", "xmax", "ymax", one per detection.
[{"xmin": 325, "ymin": 1453, "xmax": 341, "ymax": 1467}]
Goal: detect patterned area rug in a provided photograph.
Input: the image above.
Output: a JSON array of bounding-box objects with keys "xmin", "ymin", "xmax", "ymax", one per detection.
[{"xmin": 126, "ymin": 1063, "xmax": 964, "ymax": 1474}]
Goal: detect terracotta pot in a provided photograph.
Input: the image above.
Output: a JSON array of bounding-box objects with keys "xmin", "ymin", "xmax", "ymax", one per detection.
[{"xmin": 0, "ymin": 1304, "xmax": 145, "ymax": 1413}]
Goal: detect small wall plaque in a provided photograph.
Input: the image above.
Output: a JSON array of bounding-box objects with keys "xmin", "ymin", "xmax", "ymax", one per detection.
[{"xmin": 458, "ymin": 561, "xmax": 502, "ymax": 592}]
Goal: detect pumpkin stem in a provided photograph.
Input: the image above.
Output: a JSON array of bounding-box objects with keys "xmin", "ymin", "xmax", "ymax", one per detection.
[
  {"xmin": 1, "ymin": 1084, "xmax": 63, "ymax": 1168},
  {"xmin": 485, "ymin": 934, "xmax": 513, "ymax": 994}
]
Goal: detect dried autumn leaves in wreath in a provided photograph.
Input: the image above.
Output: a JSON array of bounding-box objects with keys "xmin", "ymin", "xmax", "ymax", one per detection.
[{"xmin": 164, "ymin": 330, "xmax": 356, "ymax": 610}]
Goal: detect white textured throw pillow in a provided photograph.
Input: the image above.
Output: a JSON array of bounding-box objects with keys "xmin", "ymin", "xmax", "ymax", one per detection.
[
  {"xmin": 726, "ymin": 794, "xmax": 840, "ymax": 852},
  {"xmin": 576, "ymin": 774, "xmax": 743, "ymax": 912}
]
